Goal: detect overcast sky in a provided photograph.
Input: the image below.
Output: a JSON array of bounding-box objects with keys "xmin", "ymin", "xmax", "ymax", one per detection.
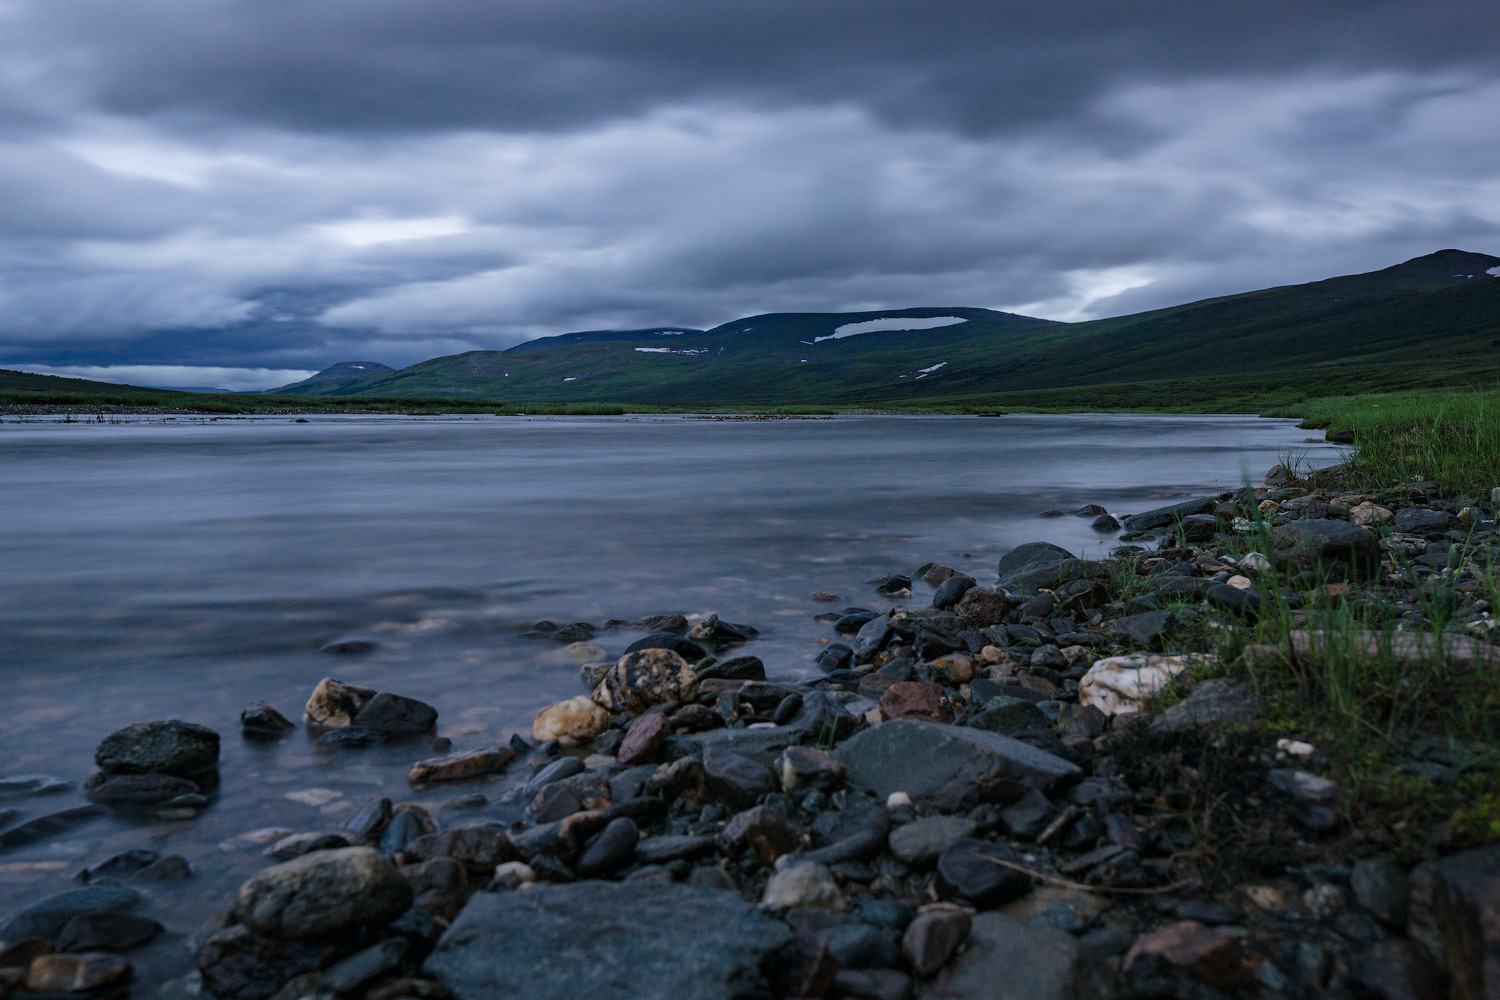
[{"xmin": 3, "ymin": 0, "xmax": 1498, "ymax": 389}]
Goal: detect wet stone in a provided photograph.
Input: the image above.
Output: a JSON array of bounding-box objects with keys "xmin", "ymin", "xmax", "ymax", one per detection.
[
  {"xmin": 343, "ymin": 798, "xmax": 394, "ymax": 840},
  {"xmin": 400, "ymin": 826, "xmax": 513, "ymax": 878},
  {"xmin": 77, "ymin": 849, "xmax": 160, "ymax": 883},
  {"xmin": 85, "ymin": 771, "xmax": 200, "ymax": 805},
  {"xmin": 379, "ymin": 809, "xmax": 434, "ymax": 855},
  {"xmin": 25, "ymin": 952, "xmax": 132, "ymax": 993},
  {"xmin": 353, "ymin": 692, "xmax": 439, "ymax": 735},
  {"xmin": 616, "ymin": 712, "xmax": 668, "ymax": 766},
  {"xmin": 95, "ymin": 719, "xmax": 220, "ymax": 777},
  {"xmin": 0, "ymin": 885, "xmax": 140, "ymax": 941},
  {"xmin": 719, "ymin": 805, "xmax": 797, "ymax": 867},
  {"xmin": 234, "ymin": 846, "xmax": 413, "ymax": 940},
  {"xmin": 240, "ymin": 704, "xmax": 296, "ymax": 738},
  {"xmin": 593, "ymin": 647, "xmax": 701, "ymax": 714},
  {"xmin": 407, "ymin": 746, "xmax": 515, "ymax": 785},
  {"xmin": 323, "ymin": 938, "xmax": 410, "ymax": 997},
  {"xmin": 132, "ymin": 855, "xmax": 193, "ymax": 883},
  {"xmin": 403, "ymin": 857, "xmax": 468, "ymax": 922},
  {"xmin": 304, "ymin": 679, "xmax": 375, "ymax": 729},
  {"xmin": 55, "ymin": 912, "xmax": 163, "ymax": 953}
]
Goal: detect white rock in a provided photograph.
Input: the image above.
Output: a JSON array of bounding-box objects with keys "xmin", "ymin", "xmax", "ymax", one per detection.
[
  {"xmin": 284, "ymin": 788, "xmax": 343, "ymax": 807},
  {"xmin": 304, "ymin": 677, "xmax": 375, "ymax": 728},
  {"xmin": 761, "ymin": 862, "xmax": 843, "ymax": 910},
  {"xmin": 491, "ymin": 861, "xmax": 536, "ymax": 890},
  {"xmin": 1275, "ymin": 738, "xmax": 1315, "ymax": 758},
  {"xmin": 532, "ymin": 695, "xmax": 610, "ymax": 745},
  {"xmin": 1225, "ymin": 575, "xmax": 1253, "ymax": 590},
  {"xmin": 886, "ymin": 791, "xmax": 912, "ymax": 808},
  {"xmin": 1239, "ymin": 552, "xmax": 1273, "ymax": 575},
  {"xmin": 1078, "ymin": 654, "xmax": 1211, "ymax": 716},
  {"xmin": 540, "ymin": 642, "xmax": 608, "ymax": 665},
  {"xmin": 1351, "ymin": 503, "xmax": 1394, "ymax": 528}
]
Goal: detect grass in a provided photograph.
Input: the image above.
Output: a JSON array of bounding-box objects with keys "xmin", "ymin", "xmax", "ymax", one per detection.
[{"xmin": 1270, "ymin": 388, "xmax": 1500, "ymax": 497}]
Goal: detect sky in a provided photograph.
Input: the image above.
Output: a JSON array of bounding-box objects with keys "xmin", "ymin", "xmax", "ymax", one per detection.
[{"xmin": 2, "ymin": 1, "xmax": 1498, "ymax": 390}]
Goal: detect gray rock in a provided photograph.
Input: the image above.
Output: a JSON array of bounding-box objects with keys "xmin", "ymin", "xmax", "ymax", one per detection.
[
  {"xmin": 902, "ymin": 908, "xmax": 970, "ymax": 976},
  {"xmin": 343, "ymin": 798, "xmax": 393, "ymax": 840},
  {"xmin": 854, "ymin": 614, "xmax": 893, "ymax": 657},
  {"xmin": 1206, "ymin": 584, "xmax": 1261, "ymax": 619},
  {"xmin": 935, "ymin": 838, "xmax": 1031, "ymax": 909},
  {"xmin": 1148, "ymin": 678, "xmax": 1258, "ymax": 733},
  {"xmin": 522, "ymin": 756, "xmax": 586, "ymax": 797},
  {"xmin": 132, "ymin": 854, "xmax": 194, "ymax": 883},
  {"xmin": 1121, "ymin": 497, "xmax": 1217, "ymax": 532},
  {"xmin": 1272, "ymin": 520, "xmax": 1381, "ymax": 580},
  {"xmin": 1394, "ymin": 507, "xmax": 1458, "ymax": 534},
  {"xmin": 888, "ymin": 816, "xmax": 977, "ymax": 868},
  {"xmin": 997, "ymin": 542, "xmax": 1074, "ymax": 576},
  {"xmin": 933, "ymin": 575, "xmax": 977, "ymax": 610},
  {"xmin": 1351, "ymin": 857, "xmax": 1410, "ymax": 929},
  {"xmin": 352, "ymin": 692, "xmax": 438, "ymax": 735},
  {"xmin": 971, "ymin": 696, "xmax": 1050, "ymax": 735},
  {"xmin": 1408, "ymin": 845, "xmax": 1500, "ymax": 988},
  {"xmin": 233, "ymin": 846, "xmax": 413, "ymax": 940},
  {"xmin": 240, "ymin": 704, "xmax": 296, "ymax": 737},
  {"xmin": 423, "ymin": 882, "xmax": 793, "ymax": 1000},
  {"xmin": 77, "ymin": 849, "xmax": 159, "ymax": 883},
  {"xmin": 56, "ymin": 911, "xmax": 163, "ymax": 952},
  {"xmin": 1178, "ymin": 514, "xmax": 1219, "ymax": 543},
  {"xmin": 0, "ymin": 885, "xmax": 140, "ymax": 941},
  {"xmin": 998, "ymin": 789, "xmax": 1057, "ymax": 840},
  {"xmin": 94, "ymin": 719, "xmax": 220, "ymax": 776},
  {"xmin": 703, "ymin": 749, "xmax": 776, "ymax": 809},
  {"xmin": 322, "ymin": 938, "xmax": 409, "ymax": 996},
  {"xmin": 1109, "ymin": 611, "xmax": 1175, "ymax": 648},
  {"xmin": 633, "ymin": 835, "xmax": 717, "ymax": 865},
  {"xmin": 929, "ymin": 912, "xmax": 1115, "ymax": 999},
  {"xmin": 836, "ymin": 720, "xmax": 1080, "ymax": 812},
  {"xmin": 834, "ymin": 968, "xmax": 912, "ymax": 1000},
  {"xmin": 575, "ymin": 818, "xmax": 638, "ymax": 877},
  {"xmin": 379, "ymin": 809, "xmax": 431, "ymax": 854},
  {"xmin": 0, "ymin": 775, "xmax": 71, "ymax": 800}
]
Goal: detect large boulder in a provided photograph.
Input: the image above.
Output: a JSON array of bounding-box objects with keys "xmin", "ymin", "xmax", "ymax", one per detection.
[
  {"xmin": 926, "ymin": 912, "xmax": 1115, "ymax": 999},
  {"xmin": 94, "ymin": 720, "xmax": 219, "ymax": 776},
  {"xmin": 233, "ymin": 847, "xmax": 412, "ymax": 940},
  {"xmin": 1272, "ymin": 520, "xmax": 1381, "ymax": 580},
  {"xmin": 834, "ymin": 721, "xmax": 1080, "ymax": 812},
  {"xmin": 423, "ymin": 882, "xmax": 793, "ymax": 1000}
]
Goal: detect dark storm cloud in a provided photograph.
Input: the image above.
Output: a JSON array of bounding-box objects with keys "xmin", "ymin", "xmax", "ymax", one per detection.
[{"xmin": 0, "ymin": 0, "xmax": 1497, "ymax": 387}]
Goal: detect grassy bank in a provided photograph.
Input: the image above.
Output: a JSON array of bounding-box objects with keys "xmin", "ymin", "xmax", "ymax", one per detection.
[{"xmin": 1272, "ymin": 388, "xmax": 1500, "ymax": 496}]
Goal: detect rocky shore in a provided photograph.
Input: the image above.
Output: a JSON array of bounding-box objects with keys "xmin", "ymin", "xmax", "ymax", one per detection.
[{"xmin": 3, "ymin": 461, "xmax": 1498, "ymax": 1000}]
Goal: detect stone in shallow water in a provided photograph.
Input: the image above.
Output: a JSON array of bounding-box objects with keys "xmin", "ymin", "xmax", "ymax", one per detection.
[
  {"xmin": 353, "ymin": 692, "xmax": 438, "ymax": 735},
  {"xmin": 85, "ymin": 771, "xmax": 200, "ymax": 805},
  {"xmin": 233, "ymin": 846, "xmax": 412, "ymax": 940},
  {"xmin": 94, "ymin": 720, "xmax": 219, "ymax": 776},
  {"xmin": 25, "ymin": 953, "xmax": 132, "ymax": 992},
  {"xmin": 55, "ymin": 911, "xmax": 163, "ymax": 952},
  {"xmin": 304, "ymin": 679, "xmax": 375, "ymax": 728},
  {"xmin": 407, "ymin": 746, "xmax": 515, "ymax": 785},
  {"xmin": 424, "ymin": 882, "xmax": 792, "ymax": 1000},
  {"xmin": 0, "ymin": 885, "xmax": 140, "ymax": 942}
]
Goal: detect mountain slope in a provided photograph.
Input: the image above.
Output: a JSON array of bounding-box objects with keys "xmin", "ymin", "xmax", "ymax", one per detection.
[
  {"xmin": 272, "ymin": 250, "xmax": 1500, "ymax": 404},
  {"xmin": 265, "ymin": 361, "xmax": 394, "ymax": 393}
]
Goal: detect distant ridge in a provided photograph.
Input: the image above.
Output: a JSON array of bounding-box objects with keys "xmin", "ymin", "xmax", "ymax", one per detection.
[
  {"xmin": 266, "ymin": 361, "xmax": 394, "ymax": 394},
  {"xmin": 269, "ymin": 249, "xmax": 1500, "ymax": 406}
]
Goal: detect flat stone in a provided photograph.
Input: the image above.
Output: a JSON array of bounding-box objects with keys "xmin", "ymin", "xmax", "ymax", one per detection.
[
  {"xmin": 1149, "ymin": 678, "xmax": 1257, "ymax": 732},
  {"xmin": 888, "ymin": 816, "xmax": 977, "ymax": 868},
  {"xmin": 633, "ymin": 835, "xmax": 717, "ymax": 865},
  {"xmin": 0, "ymin": 885, "xmax": 140, "ymax": 941},
  {"xmin": 424, "ymin": 882, "xmax": 793, "ymax": 1000},
  {"xmin": 997, "ymin": 542, "xmax": 1073, "ymax": 576},
  {"xmin": 834, "ymin": 720, "xmax": 1081, "ymax": 812},
  {"xmin": 233, "ymin": 846, "xmax": 413, "ymax": 940},
  {"xmin": 78, "ymin": 849, "xmax": 159, "ymax": 883},
  {"xmin": 1108, "ymin": 611, "xmax": 1176, "ymax": 648},
  {"xmin": 323, "ymin": 939, "xmax": 409, "ymax": 996},
  {"xmin": 998, "ymin": 789, "xmax": 1057, "ymax": 840},
  {"xmin": 1395, "ymin": 507, "xmax": 1458, "ymax": 534},
  {"xmin": 931, "ymin": 912, "xmax": 1114, "ymax": 999},
  {"xmin": 94, "ymin": 720, "xmax": 219, "ymax": 776},
  {"xmin": 407, "ymin": 746, "xmax": 515, "ymax": 784},
  {"xmin": 1122, "ymin": 497, "xmax": 1216, "ymax": 532},
  {"xmin": 353, "ymin": 692, "xmax": 439, "ymax": 735}
]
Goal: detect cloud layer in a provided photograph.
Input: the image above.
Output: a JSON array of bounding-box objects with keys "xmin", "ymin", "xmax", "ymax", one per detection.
[{"xmin": 1, "ymin": 1, "xmax": 1497, "ymax": 388}]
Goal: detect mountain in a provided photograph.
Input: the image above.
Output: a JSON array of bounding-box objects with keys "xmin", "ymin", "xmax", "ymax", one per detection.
[
  {"xmin": 274, "ymin": 249, "xmax": 1500, "ymax": 405},
  {"xmin": 266, "ymin": 361, "xmax": 394, "ymax": 393}
]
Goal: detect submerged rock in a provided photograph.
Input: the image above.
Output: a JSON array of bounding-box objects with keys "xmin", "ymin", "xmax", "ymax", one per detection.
[{"xmin": 304, "ymin": 679, "xmax": 375, "ymax": 729}]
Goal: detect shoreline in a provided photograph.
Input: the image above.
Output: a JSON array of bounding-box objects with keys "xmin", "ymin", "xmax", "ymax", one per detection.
[{"xmin": 4, "ymin": 449, "xmax": 1498, "ymax": 999}]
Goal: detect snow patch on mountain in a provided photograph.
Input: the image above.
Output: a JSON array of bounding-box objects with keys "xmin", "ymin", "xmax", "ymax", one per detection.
[{"xmin": 810, "ymin": 316, "xmax": 967, "ymax": 343}]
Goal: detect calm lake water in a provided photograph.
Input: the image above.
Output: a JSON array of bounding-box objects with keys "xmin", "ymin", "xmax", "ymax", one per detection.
[{"xmin": 0, "ymin": 412, "xmax": 1334, "ymax": 987}]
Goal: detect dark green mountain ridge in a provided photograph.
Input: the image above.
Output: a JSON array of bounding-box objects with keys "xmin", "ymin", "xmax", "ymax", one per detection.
[{"xmin": 276, "ymin": 249, "xmax": 1500, "ymax": 404}]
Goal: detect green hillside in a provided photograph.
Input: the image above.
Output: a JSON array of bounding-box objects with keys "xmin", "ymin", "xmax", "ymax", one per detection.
[{"xmin": 279, "ymin": 249, "xmax": 1500, "ymax": 404}]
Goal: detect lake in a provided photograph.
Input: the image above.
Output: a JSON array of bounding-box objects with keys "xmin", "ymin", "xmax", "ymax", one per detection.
[{"xmin": 0, "ymin": 411, "xmax": 1333, "ymax": 984}]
